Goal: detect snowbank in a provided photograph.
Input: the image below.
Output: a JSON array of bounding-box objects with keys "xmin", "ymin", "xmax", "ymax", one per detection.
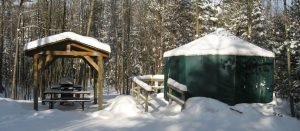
[
  {"xmin": 24, "ymin": 32, "xmax": 111, "ymax": 53},
  {"xmin": 0, "ymin": 95, "xmax": 299, "ymax": 131},
  {"xmin": 104, "ymin": 95, "xmax": 141, "ymax": 117},
  {"xmin": 181, "ymin": 97, "xmax": 300, "ymax": 131},
  {"xmin": 163, "ymin": 28, "xmax": 274, "ymax": 57}
]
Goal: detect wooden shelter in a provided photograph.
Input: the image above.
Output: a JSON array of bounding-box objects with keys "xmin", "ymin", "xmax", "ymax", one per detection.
[{"xmin": 23, "ymin": 32, "xmax": 111, "ymax": 111}]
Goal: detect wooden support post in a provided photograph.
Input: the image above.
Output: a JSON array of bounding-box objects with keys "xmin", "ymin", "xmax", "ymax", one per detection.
[
  {"xmin": 97, "ymin": 56, "xmax": 103, "ymax": 110},
  {"xmin": 145, "ymin": 91, "xmax": 149, "ymax": 112},
  {"xmin": 39, "ymin": 56, "xmax": 46, "ymax": 105},
  {"xmin": 93, "ymin": 71, "xmax": 98, "ymax": 104},
  {"xmin": 67, "ymin": 44, "xmax": 71, "ymax": 52},
  {"xmin": 154, "ymin": 81, "xmax": 158, "ymax": 93},
  {"xmin": 168, "ymin": 88, "xmax": 173, "ymax": 105},
  {"xmin": 137, "ymin": 86, "xmax": 140, "ymax": 102},
  {"xmin": 33, "ymin": 54, "xmax": 39, "ymax": 111},
  {"xmin": 82, "ymin": 102, "xmax": 84, "ymax": 111},
  {"xmin": 83, "ymin": 56, "xmax": 99, "ymax": 71},
  {"xmin": 131, "ymin": 81, "xmax": 135, "ymax": 98}
]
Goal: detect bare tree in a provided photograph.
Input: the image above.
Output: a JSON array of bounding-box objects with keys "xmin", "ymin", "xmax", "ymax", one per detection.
[
  {"xmin": 86, "ymin": 0, "xmax": 95, "ymax": 36},
  {"xmin": 247, "ymin": 0, "xmax": 253, "ymax": 39},
  {"xmin": 0, "ymin": 0, "xmax": 4, "ymax": 94},
  {"xmin": 11, "ymin": 0, "xmax": 24, "ymax": 99}
]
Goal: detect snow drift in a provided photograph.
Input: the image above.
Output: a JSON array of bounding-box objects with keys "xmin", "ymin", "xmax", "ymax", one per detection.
[
  {"xmin": 0, "ymin": 95, "xmax": 300, "ymax": 131},
  {"xmin": 104, "ymin": 95, "xmax": 141, "ymax": 117}
]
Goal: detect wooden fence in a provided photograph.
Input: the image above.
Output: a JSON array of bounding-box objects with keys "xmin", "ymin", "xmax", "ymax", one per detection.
[
  {"xmin": 131, "ymin": 75, "xmax": 188, "ymax": 112},
  {"xmin": 167, "ymin": 78, "xmax": 187, "ymax": 108},
  {"xmin": 131, "ymin": 75, "xmax": 164, "ymax": 112}
]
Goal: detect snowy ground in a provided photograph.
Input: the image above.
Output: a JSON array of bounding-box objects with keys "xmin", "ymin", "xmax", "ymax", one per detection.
[{"xmin": 0, "ymin": 89, "xmax": 300, "ymax": 131}]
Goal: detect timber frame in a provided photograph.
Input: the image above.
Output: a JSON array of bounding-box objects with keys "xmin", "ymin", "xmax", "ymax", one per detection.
[{"xmin": 25, "ymin": 39, "xmax": 110, "ymax": 111}]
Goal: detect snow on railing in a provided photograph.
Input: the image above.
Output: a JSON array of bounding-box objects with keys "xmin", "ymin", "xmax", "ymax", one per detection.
[
  {"xmin": 132, "ymin": 77, "xmax": 152, "ymax": 91},
  {"xmin": 167, "ymin": 78, "xmax": 188, "ymax": 107},
  {"xmin": 167, "ymin": 78, "xmax": 187, "ymax": 91},
  {"xmin": 136, "ymin": 75, "xmax": 164, "ymax": 81}
]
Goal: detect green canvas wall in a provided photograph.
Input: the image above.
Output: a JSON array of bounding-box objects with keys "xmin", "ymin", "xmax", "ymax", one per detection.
[{"xmin": 164, "ymin": 55, "xmax": 274, "ymax": 105}]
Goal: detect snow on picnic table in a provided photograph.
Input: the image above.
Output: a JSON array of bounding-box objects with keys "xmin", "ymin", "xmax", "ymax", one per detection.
[{"xmin": 0, "ymin": 93, "xmax": 299, "ymax": 131}]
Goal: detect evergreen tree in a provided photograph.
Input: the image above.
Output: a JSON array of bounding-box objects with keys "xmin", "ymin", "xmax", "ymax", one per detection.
[
  {"xmin": 221, "ymin": 0, "xmax": 269, "ymax": 48},
  {"xmin": 195, "ymin": 0, "xmax": 219, "ymax": 37},
  {"xmin": 289, "ymin": 0, "xmax": 300, "ymax": 42},
  {"xmin": 250, "ymin": 1, "xmax": 269, "ymax": 48}
]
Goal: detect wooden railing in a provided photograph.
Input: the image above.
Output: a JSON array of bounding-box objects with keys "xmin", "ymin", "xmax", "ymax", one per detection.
[
  {"xmin": 167, "ymin": 78, "xmax": 187, "ymax": 108},
  {"xmin": 131, "ymin": 75, "xmax": 164, "ymax": 112}
]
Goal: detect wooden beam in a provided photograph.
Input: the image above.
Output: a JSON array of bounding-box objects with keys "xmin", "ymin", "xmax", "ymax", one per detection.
[
  {"xmin": 33, "ymin": 54, "xmax": 39, "ymax": 111},
  {"xmin": 70, "ymin": 44, "xmax": 94, "ymax": 52},
  {"xmin": 70, "ymin": 44, "xmax": 109, "ymax": 58},
  {"xmin": 38, "ymin": 55, "xmax": 57, "ymax": 71},
  {"xmin": 44, "ymin": 55, "xmax": 57, "ymax": 69},
  {"xmin": 41, "ymin": 51, "xmax": 101, "ymax": 57},
  {"xmin": 97, "ymin": 56, "xmax": 103, "ymax": 110},
  {"xmin": 82, "ymin": 56, "xmax": 99, "ymax": 72},
  {"xmin": 43, "ymin": 55, "xmax": 57, "ymax": 70}
]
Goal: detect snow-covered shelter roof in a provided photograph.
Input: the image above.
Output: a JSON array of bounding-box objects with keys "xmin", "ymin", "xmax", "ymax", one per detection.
[
  {"xmin": 24, "ymin": 32, "xmax": 111, "ymax": 53},
  {"xmin": 163, "ymin": 28, "xmax": 275, "ymax": 57}
]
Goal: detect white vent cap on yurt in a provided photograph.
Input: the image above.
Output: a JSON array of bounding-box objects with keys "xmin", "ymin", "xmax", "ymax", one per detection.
[{"xmin": 163, "ymin": 28, "xmax": 275, "ymax": 58}]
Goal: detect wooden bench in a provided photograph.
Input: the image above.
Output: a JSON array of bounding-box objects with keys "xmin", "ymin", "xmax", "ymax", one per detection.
[{"xmin": 43, "ymin": 91, "xmax": 91, "ymax": 110}]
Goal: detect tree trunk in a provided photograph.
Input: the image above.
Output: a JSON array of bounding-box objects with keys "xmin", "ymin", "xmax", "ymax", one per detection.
[
  {"xmin": 62, "ymin": 0, "xmax": 66, "ymax": 32},
  {"xmin": 86, "ymin": 0, "xmax": 95, "ymax": 36},
  {"xmin": 195, "ymin": 0, "xmax": 199, "ymax": 38},
  {"xmin": 47, "ymin": 0, "xmax": 52, "ymax": 35},
  {"xmin": 110, "ymin": 0, "xmax": 118, "ymax": 93},
  {"xmin": 283, "ymin": 0, "xmax": 291, "ymax": 89},
  {"xmin": 11, "ymin": 0, "xmax": 24, "ymax": 99},
  {"xmin": 283, "ymin": 0, "xmax": 293, "ymax": 116},
  {"xmin": 121, "ymin": 0, "xmax": 131, "ymax": 94},
  {"xmin": 247, "ymin": 0, "xmax": 253, "ymax": 40},
  {"xmin": 0, "ymin": 0, "xmax": 5, "ymax": 94}
]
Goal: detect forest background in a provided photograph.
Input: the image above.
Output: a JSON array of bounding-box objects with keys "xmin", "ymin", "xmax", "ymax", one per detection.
[{"xmin": 0, "ymin": 0, "xmax": 299, "ymax": 101}]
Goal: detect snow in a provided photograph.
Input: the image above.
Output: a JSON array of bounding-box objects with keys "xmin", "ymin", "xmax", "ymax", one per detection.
[
  {"xmin": 209, "ymin": 17, "xmax": 218, "ymax": 21},
  {"xmin": 182, "ymin": 97, "xmax": 300, "ymax": 131},
  {"xmin": 104, "ymin": 96, "xmax": 141, "ymax": 117},
  {"xmin": 132, "ymin": 77, "xmax": 152, "ymax": 91},
  {"xmin": 0, "ymin": 92, "xmax": 300, "ymax": 131},
  {"xmin": 163, "ymin": 28, "xmax": 275, "ymax": 57},
  {"xmin": 167, "ymin": 78, "xmax": 187, "ymax": 91},
  {"xmin": 136, "ymin": 75, "xmax": 164, "ymax": 80},
  {"xmin": 23, "ymin": 32, "xmax": 111, "ymax": 53}
]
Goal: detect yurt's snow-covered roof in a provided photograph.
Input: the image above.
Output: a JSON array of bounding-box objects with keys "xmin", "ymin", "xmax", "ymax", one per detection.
[
  {"xmin": 163, "ymin": 28, "xmax": 274, "ymax": 57},
  {"xmin": 24, "ymin": 32, "xmax": 111, "ymax": 53}
]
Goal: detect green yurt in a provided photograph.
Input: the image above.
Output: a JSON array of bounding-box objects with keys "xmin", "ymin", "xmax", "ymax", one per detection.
[{"xmin": 163, "ymin": 28, "xmax": 275, "ymax": 105}]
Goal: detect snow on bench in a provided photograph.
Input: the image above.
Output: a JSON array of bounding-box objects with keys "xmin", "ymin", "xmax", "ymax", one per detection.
[{"xmin": 167, "ymin": 78, "xmax": 187, "ymax": 92}]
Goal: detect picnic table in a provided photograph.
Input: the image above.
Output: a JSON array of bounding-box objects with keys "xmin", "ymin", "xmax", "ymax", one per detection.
[{"xmin": 42, "ymin": 82, "xmax": 91, "ymax": 110}]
